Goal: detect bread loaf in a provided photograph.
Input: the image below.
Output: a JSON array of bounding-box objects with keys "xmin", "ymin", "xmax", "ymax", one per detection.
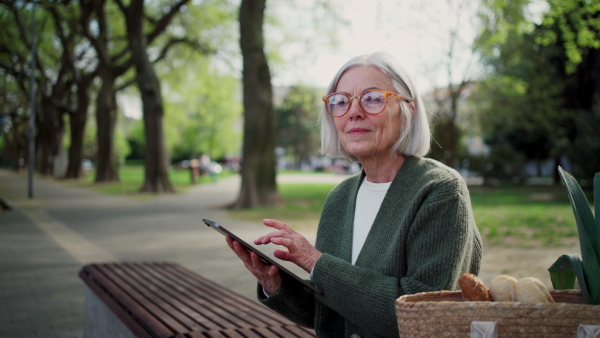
[
  {"xmin": 489, "ymin": 275, "xmax": 518, "ymax": 302},
  {"xmin": 459, "ymin": 273, "xmax": 491, "ymax": 301},
  {"xmin": 515, "ymin": 277, "xmax": 554, "ymax": 303}
]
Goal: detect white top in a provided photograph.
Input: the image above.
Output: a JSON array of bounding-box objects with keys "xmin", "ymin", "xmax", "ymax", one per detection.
[{"xmin": 352, "ymin": 178, "xmax": 391, "ymax": 264}]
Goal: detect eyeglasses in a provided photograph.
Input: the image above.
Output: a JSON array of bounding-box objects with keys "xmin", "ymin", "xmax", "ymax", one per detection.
[{"xmin": 322, "ymin": 89, "xmax": 411, "ymax": 117}]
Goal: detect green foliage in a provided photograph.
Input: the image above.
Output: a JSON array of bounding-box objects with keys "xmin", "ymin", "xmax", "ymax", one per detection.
[
  {"xmin": 95, "ymin": 1, "xmax": 129, "ymax": 55},
  {"xmin": 161, "ymin": 58, "xmax": 242, "ymax": 161},
  {"xmin": 476, "ymin": 0, "xmax": 534, "ymax": 60},
  {"xmin": 473, "ymin": 0, "xmax": 600, "ymax": 181},
  {"xmin": 0, "ymin": 3, "xmax": 74, "ymax": 166},
  {"xmin": 470, "ymin": 58, "xmax": 566, "ymax": 177},
  {"xmin": 149, "ymin": 0, "xmax": 241, "ymax": 162},
  {"xmin": 548, "ymin": 168, "xmax": 599, "ymax": 304},
  {"xmin": 567, "ymin": 105, "xmax": 600, "ymax": 182},
  {"xmin": 125, "ymin": 119, "xmax": 146, "ymax": 159},
  {"xmin": 114, "ymin": 127, "xmax": 131, "ymax": 165},
  {"xmin": 153, "ymin": 0, "xmax": 237, "ymax": 71},
  {"xmin": 60, "ymin": 111, "xmax": 129, "ymax": 167},
  {"xmin": 276, "ymin": 86, "xmax": 321, "ymax": 168},
  {"xmin": 537, "ymin": 0, "xmax": 600, "ymax": 74}
]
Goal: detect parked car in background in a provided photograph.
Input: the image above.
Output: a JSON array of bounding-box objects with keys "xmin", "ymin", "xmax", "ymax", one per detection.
[{"xmin": 82, "ymin": 159, "xmax": 94, "ymax": 171}]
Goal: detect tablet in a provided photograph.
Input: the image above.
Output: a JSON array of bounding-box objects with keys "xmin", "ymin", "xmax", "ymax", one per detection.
[{"xmin": 203, "ymin": 219, "xmax": 322, "ymax": 295}]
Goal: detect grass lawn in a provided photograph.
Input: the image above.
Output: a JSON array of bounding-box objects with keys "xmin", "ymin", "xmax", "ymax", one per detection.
[
  {"xmin": 468, "ymin": 186, "xmax": 578, "ymax": 247},
  {"xmin": 67, "ymin": 165, "xmax": 233, "ymax": 199},
  {"xmin": 229, "ymin": 183, "xmax": 337, "ymax": 233},
  {"xmin": 229, "ymin": 183, "xmax": 581, "ymax": 248}
]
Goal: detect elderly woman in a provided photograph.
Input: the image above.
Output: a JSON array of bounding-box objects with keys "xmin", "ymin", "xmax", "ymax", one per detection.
[{"xmin": 227, "ymin": 51, "xmax": 482, "ymax": 337}]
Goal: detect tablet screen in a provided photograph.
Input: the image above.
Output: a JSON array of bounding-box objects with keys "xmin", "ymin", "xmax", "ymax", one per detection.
[{"xmin": 203, "ymin": 219, "xmax": 322, "ymax": 295}]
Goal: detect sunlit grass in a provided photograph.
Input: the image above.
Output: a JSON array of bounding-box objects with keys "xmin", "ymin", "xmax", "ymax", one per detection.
[
  {"xmin": 469, "ymin": 186, "xmax": 578, "ymax": 247},
  {"xmin": 228, "ymin": 183, "xmax": 337, "ymax": 233}
]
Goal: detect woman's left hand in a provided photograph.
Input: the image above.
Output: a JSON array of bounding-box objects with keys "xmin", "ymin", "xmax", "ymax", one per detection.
[{"xmin": 255, "ymin": 219, "xmax": 322, "ymax": 273}]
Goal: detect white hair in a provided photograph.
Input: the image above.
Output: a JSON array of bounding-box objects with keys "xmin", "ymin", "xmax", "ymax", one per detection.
[{"xmin": 319, "ymin": 51, "xmax": 431, "ymax": 160}]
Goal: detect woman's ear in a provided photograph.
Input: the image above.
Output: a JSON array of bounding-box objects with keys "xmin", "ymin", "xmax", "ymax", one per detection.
[{"xmin": 408, "ymin": 101, "xmax": 416, "ymax": 117}]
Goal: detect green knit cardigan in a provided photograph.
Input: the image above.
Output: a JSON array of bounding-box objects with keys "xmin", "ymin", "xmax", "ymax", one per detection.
[{"xmin": 258, "ymin": 156, "xmax": 483, "ymax": 337}]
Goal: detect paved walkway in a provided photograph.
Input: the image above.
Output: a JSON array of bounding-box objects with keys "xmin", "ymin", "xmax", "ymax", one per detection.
[{"xmin": 0, "ymin": 169, "xmax": 348, "ymax": 337}]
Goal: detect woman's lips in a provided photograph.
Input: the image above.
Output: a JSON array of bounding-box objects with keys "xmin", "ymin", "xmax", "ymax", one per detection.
[{"xmin": 347, "ymin": 127, "xmax": 370, "ymax": 135}]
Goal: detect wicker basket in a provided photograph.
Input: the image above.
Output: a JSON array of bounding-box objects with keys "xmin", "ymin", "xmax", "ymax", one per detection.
[{"xmin": 396, "ymin": 290, "xmax": 600, "ymax": 337}]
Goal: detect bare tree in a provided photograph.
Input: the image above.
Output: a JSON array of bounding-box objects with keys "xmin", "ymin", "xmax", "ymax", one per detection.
[
  {"xmin": 233, "ymin": 0, "xmax": 281, "ymax": 208},
  {"xmin": 408, "ymin": 0, "xmax": 480, "ymax": 169}
]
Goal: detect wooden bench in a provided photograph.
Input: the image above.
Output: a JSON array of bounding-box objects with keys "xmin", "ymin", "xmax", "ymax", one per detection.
[{"xmin": 79, "ymin": 262, "xmax": 316, "ymax": 338}]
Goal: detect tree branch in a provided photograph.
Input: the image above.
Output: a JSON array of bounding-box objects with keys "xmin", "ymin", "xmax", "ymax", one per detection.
[
  {"xmin": 116, "ymin": 77, "xmax": 137, "ymax": 91},
  {"xmin": 146, "ymin": 0, "xmax": 190, "ymax": 44},
  {"xmin": 114, "ymin": 0, "xmax": 127, "ymax": 13},
  {"xmin": 151, "ymin": 37, "xmax": 215, "ymax": 64}
]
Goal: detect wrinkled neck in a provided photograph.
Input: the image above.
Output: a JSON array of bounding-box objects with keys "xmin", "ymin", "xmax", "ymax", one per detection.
[{"xmin": 359, "ymin": 154, "xmax": 405, "ymax": 183}]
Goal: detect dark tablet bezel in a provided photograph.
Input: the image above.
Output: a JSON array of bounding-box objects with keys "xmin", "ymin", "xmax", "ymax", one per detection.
[{"xmin": 203, "ymin": 218, "xmax": 322, "ymax": 295}]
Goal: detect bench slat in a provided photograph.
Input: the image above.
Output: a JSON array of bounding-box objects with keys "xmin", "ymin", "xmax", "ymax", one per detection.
[
  {"xmin": 80, "ymin": 262, "xmax": 316, "ymax": 337},
  {"xmin": 279, "ymin": 325, "xmax": 316, "ymax": 336},
  {"xmin": 137, "ymin": 262, "xmax": 273, "ymax": 329},
  {"xmin": 255, "ymin": 327, "xmax": 282, "ymax": 338},
  {"xmin": 159, "ymin": 262, "xmax": 294, "ymax": 327},
  {"xmin": 185, "ymin": 326, "xmax": 317, "ymax": 338},
  {"xmin": 188, "ymin": 328, "xmax": 249, "ymax": 338},
  {"xmin": 120, "ymin": 262, "xmax": 225, "ymax": 331}
]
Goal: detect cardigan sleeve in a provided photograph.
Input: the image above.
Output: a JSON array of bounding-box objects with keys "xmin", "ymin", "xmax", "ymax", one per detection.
[
  {"xmin": 256, "ymin": 272, "xmax": 316, "ymax": 328},
  {"xmin": 401, "ymin": 186, "xmax": 481, "ymax": 293}
]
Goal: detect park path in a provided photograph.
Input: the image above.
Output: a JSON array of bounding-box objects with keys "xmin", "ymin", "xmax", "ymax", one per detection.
[{"xmin": 0, "ymin": 169, "xmax": 348, "ymax": 337}]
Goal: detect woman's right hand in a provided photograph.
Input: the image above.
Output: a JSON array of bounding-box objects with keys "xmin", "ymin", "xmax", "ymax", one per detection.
[{"xmin": 226, "ymin": 236, "xmax": 282, "ymax": 295}]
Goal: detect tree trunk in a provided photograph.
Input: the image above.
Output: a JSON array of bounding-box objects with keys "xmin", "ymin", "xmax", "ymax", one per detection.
[
  {"xmin": 36, "ymin": 98, "xmax": 64, "ymax": 176},
  {"xmin": 65, "ymin": 111, "xmax": 87, "ymax": 178},
  {"xmin": 447, "ymin": 89, "xmax": 460, "ymax": 169},
  {"xmin": 94, "ymin": 72, "xmax": 120, "ymax": 182},
  {"xmin": 78, "ymin": 0, "xmax": 121, "ymax": 182},
  {"xmin": 2, "ymin": 108, "xmax": 29, "ymax": 170},
  {"xmin": 233, "ymin": 0, "xmax": 280, "ymax": 208},
  {"xmin": 125, "ymin": 0, "xmax": 174, "ymax": 193},
  {"xmin": 65, "ymin": 80, "xmax": 92, "ymax": 179}
]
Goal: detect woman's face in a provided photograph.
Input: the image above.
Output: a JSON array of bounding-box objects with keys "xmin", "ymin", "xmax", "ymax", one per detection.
[{"xmin": 333, "ymin": 66, "xmax": 403, "ymax": 160}]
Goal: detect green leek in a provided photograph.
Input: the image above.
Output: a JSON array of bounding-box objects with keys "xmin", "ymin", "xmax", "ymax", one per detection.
[{"xmin": 547, "ymin": 167, "xmax": 599, "ymax": 305}]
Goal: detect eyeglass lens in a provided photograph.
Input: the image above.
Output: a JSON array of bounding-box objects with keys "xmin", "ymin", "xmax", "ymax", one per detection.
[{"xmin": 326, "ymin": 90, "xmax": 387, "ymax": 116}]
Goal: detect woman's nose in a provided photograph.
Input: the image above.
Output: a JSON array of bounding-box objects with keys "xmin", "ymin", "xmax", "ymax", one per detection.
[{"xmin": 347, "ymin": 96, "xmax": 365, "ymax": 119}]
